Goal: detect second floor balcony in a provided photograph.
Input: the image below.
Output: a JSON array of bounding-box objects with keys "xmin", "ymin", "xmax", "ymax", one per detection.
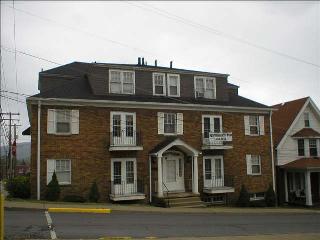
[
  {"xmin": 109, "ymin": 130, "xmax": 143, "ymax": 151},
  {"xmin": 202, "ymin": 131, "xmax": 233, "ymax": 150}
]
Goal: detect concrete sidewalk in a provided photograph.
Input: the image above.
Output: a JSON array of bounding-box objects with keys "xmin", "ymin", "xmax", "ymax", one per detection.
[
  {"xmin": 4, "ymin": 199, "xmax": 320, "ymax": 214},
  {"xmin": 133, "ymin": 234, "xmax": 320, "ymax": 240}
]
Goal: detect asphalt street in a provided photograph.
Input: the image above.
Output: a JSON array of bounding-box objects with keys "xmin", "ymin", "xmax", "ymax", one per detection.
[{"xmin": 4, "ymin": 208, "xmax": 320, "ymax": 239}]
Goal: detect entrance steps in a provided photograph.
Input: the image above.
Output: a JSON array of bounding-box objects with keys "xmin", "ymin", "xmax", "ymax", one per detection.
[{"xmin": 153, "ymin": 192, "xmax": 206, "ymax": 208}]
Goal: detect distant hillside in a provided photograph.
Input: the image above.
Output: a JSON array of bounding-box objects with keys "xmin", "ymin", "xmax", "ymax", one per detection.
[{"xmin": 1, "ymin": 142, "xmax": 31, "ymax": 163}]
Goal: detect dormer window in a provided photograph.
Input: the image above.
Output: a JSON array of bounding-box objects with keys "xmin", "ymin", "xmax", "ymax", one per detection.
[
  {"xmin": 304, "ymin": 112, "xmax": 310, "ymax": 127},
  {"xmin": 167, "ymin": 74, "xmax": 180, "ymax": 97},
  {"xmin": 194, "ymin": 76, "xmax": 216, "ymax": 99},
  {"xmin": 152, "ymin": 73, "xmax": 180, "ymax": 97},
  {"xmin": 153, "ymin": 73, "xmax": 166, "ymax": 96},
  {"xmin": 109, "ymin": 70, "xmax": 135, "ymax": 94}
]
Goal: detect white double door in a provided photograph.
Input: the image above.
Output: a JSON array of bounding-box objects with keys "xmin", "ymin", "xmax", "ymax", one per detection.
[
  {"xmin": 204, "ymin": 156, "xmax": 224, "ymax": 188},
  {"xmin": 111, "ymin": 112, "xmax": 136, "ymax": 145},
  {"xmin": 111, "ymin": 158, "xmax": 137, "ymax": 195},
  {"xmin": 162, "ymin": 153, "xmax": 185, "ymax": 192}
]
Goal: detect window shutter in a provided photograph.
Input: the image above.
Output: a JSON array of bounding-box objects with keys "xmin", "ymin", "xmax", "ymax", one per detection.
[
  {"xmin": 47, "ymin": 159, "xmax": 55, "ymax": 184},
  {"xmin": 47, "ymin": 109, "xmax": 56, "ymax": 134},
  {"xmin": 177, "ymin": 113, "xmax": 183, "ymax": 135},
  {"xmin": 259, "ymin": 116, "xmax": 265, "ymax": 135},
  {"xmin": 158, "ymin": 112, "xmax": 164, "ymax": 134},
  {"xmin": 244, "ymin": 116, "xmax": 250, "ymax": 135},
  {"xmin": 71, "ymin": 110, "xmax": 79, "ymax": 134},
  {"xmin": 246, "ymin": 154, "xmax": 252, "ymax": 175}
]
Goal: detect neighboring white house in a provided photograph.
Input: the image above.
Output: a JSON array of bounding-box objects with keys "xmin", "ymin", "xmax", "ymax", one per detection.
[{"xmin": 272, "ymin": 97, "xmax": 320, "ymax": 207}]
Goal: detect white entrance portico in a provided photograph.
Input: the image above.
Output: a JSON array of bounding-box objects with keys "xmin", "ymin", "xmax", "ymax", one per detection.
[{"xmin": 150, "ymin": 138, "xmax": 200, "ymax": 198}]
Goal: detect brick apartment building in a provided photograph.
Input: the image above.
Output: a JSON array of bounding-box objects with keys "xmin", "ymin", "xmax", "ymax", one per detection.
[{"xmin": 25, "ymin": 59, "xmax": 275, "ymax": 206}]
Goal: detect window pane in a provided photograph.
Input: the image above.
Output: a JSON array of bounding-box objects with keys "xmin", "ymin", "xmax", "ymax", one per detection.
[
  {"xmin": 206, "ymin": 78, "xmax": 214, "ymax": 89},
  {"xmin": 126, "ymin": 161, "xmax": 134, "ymax": 184},
  {"xmin": 215, "ymin": 159, "xmax": 222, "ymax": 178},
  {"xmin": 196, "ymin": 78, "xmax": 204, "ymax": 93},
  {"xmin": 155, "ymin": 86, "xmax": 164, "ymax": 94},
  {"xmin": 204, "ymin": 118, "xmax": 210, "ymax": 138},
  {"xmin": 298, "ymin": 139, "xmax": 305, "ymax": 156},
  {"xmin": 304, "ymin": 113, "xmax": 310, "ymax": 127},
  {"xmin": 164, "ymin": 113, "xmax": 176, "ymax": 134},
  {"xmin": 252, "ymin": 165, "xmax": 261, "ymax": 174},
  {"xmin": 110, "ymin": 82, "xmax": 121, "ymax": 93},
  {"xmin": 123, "ymin": 72, "xmax": 133, "ymax": 83},
  {"xmin": 113, "ymin": 115, "xmax": 121, "ymax": 137},
  {"xmin": 170, "ymin": 86, "xmax": 177, "ymax": 96},
  {"xmin": 126, "ymin": 115, "xmax": 133, "ymax": 137},
  {"xmin": 123, "ymin": 83, "xmax": 133, "ymax": 94},
  {"xmin": 56, "ymin": 172, "xmax": 70, "ymax": 183},
  {"xmin": 113, "ymin": 162, "xmax": 121, "ymax": 184},
  {"xmin": 214, "ymin": 118, "xmax": 221, "ymax": 133},
  {"xmin": 56, "ymin": 122, "xmax": 70, "ymax": 133},
  {"xmin": 309, "ymin": 139, "xmax": 318, "ymax": 156},
  {"xmin": 205, "ymin": 159, "xmax": 212, "ymax": 180},
  {"xmin": 110, "ymin": 71, "xmax": 121, "ymax": 83}
]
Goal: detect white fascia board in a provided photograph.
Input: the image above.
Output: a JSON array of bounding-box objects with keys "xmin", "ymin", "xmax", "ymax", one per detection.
[
  {"xmin": 27, "ymin": 97, "xmax": 273, "ymax": 114},
  {"xmin": 276, "ymin": 97, "xmax": 310, "ymax": 150}
]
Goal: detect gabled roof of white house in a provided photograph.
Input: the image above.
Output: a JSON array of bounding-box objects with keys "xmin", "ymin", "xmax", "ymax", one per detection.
[{"xmin": 272, "ymin": 97, "xmax": 320, "ymax": 149}]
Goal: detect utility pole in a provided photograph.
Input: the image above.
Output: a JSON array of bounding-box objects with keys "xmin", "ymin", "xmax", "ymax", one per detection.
[{"xmin": 0, "ymin": 112, "xmax": 20, "ymax": 179}]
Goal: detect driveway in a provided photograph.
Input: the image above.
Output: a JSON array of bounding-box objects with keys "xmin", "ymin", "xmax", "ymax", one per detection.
[{"xmin": 4, "ymin": 208, "xmax": 320, "ymax": 239}]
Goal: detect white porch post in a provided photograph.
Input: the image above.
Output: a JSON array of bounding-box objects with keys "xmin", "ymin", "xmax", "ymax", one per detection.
[
  {"xmin": 192, "ymin": 155, "xmax": 199, "ymax": 194},
  {"xmin": 284, "ymin": 170, "xmax": 288, "ymax": 202},
  {"xmin": 305, "ymin": 170, "xmax": 312, "ymax": 206},
  {"xmin": 157, "ymin": 155, "xmax": 163, "ymax": 198}
]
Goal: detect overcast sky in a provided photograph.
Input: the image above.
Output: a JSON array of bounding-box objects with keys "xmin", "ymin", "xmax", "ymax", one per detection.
[{"xmin": 1, "ymin": 1, "xmax": 319, "ymax": 143}]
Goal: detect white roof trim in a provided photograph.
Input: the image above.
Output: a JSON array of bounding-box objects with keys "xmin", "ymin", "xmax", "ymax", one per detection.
[
  {"xmin": 277, "ymin": 98, "xmax": 311, "ymax": 150},
  {"xmin": 27, "ymin": 97, "xmax": 273, "ymax": 114},
  {"xmin": 152, "ymin": 138, "xmax": 199, "ymax": 157}
]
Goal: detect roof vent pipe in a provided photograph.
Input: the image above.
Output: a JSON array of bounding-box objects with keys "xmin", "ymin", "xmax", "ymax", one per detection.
[
  {"xmin": 170, "ymin": 61, "xmax": 173, "ymax": 68},
  {"xmin": 138, "ymin": 57, "xmax": 141, "ymax": 65},
  {"xmin": 142, "ymin": 57, "xmax": 145, "ymax": 65},
  {"xmin": 155, "ymin": 60, "xmax": 158, "ymax": 67}
]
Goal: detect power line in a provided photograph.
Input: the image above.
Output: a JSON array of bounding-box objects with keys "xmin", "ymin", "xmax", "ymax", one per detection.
[
  {"xmin": 127, "ymin": 2, "xmax": 320, "ymax": 69},
  {"xmin": 12, "ymin": 0, "xmax": 19, "ymax": 104}
]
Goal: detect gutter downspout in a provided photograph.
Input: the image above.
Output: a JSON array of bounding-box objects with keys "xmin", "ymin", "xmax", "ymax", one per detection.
[
  {"xmin": 269, "ymin": 110, "xmax": 276, "ymax": 192},
  {"xmin": 37, "ymin": 101, "xmax": 41, "ymax": 200},
  {"xmin": 149, "ymin": 155, "xmax": 152, "ymax": 204}
]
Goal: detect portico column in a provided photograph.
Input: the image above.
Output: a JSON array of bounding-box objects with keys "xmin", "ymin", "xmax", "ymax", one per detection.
[
  {"xmin": 157, "ymin": 155, "xmax": 163, "ymax": 198},
  {"xmin": 192, "ymin": 155, "xmax": 199, "ymax": 194},
  {"xmin": 284, "ymin": 170, "xmax": 288, "ymax": 202},
  {"xmin": 305, "ymin": 170, "xmax": 312, "ymax": 206}
]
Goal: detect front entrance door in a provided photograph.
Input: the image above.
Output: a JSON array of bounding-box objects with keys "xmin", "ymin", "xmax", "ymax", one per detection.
[
  {"xmin": 162, "ymin": 153, "xmax": 185, "ymax": 192},
  {"xmin": 311, "ymin": 172, "xmax": 320, "ymax": 203},
  {"xmin": 203, "ymin": 156, "xmax": 224, "ymax": 188},
  {"xmin": 111, "ymin": 158, "xmax": 137, "ymax": 195}
]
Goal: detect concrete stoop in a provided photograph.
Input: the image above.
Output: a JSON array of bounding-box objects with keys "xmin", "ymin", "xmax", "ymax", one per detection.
[{"xmin": 155, "ymin": 192, "xmax": 207, "ymax": 208}]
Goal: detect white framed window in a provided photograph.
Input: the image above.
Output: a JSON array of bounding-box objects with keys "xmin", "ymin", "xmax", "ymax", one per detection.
[
  {"xmin": 297, "ymin": 139, "xmax": 305, "ymax": 156},
  {"xmin": 246, "ymin": 154, "xmax": 261, "ymax": 175},
  {"xmin": 244, "ymin": 115, "xmax": 265, "ymax": 136},
  {"xmin": 309, "ymin": 139, "xmax": 318, "ymax": 156},
  {"xmin": 167, "ymin": 74, "xmax": 180, "ymax": 97},
  {"xmin": 47, "ymin": 159, "xmax": 71, "ymax": 185},
  {"xmin": 111, "ymin": 158, "xmax": 137, "ymax": 186},
  {"xmin": 56, "ymin": 110, "xmax": 71, "ymax": 133},
  {"xmin": 109, "ymin": 69, "xmax": 135, "ymax": 94},
  {"xmin": 164, "ymin": 113, "xmax": 177, "ymax": 134},
  {"xmin": 153, "ymin": 73, "xmax": 166, "ymax": 96},
  {"xmin": 110, "ymin": 112, "xmax": 136, "ymax": 146},
  {"xmin": 194, "ymin": 76, "xmax": 216, "ymax": 99},
  {"xmin": 47, "ymin": 109, "xmax": 79, "ymax": 135},
  {"xmin": 249, "ymin": 192, "xmax": 265, "ymax": 201},
  {"xmin": 158, "ymin": 112, "xmax": 183, "ymax": 135},
  {"xmin": 304, "ymin": 112, "xmax": 310, "ymax": 127},
  {"xmin": 202, "ymin": 115, "xmax": 222, "ymax": 139}
]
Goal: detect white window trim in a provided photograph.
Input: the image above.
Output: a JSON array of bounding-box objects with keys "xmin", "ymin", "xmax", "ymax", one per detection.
[
  {"xmin": 248, "ymin": 116, "xmax": 260, "ymax": 136},
  {"xmin": 109, "ymin": 69, "xmax": 135, "ymax": 95},
  {"xmin": 202, "ymin": 155, "xmax": 224, "ymax": 181},
  {"xmin": 163, "ymin": 112, "xmax": 177, "ymax": 135},
  {"xmin": 247, "ymin": 154, "xmax": 262, "ymax": 176},
  {"xmin": 110, "ymin": 111, "xmax": 136, "ymax": 132},
  {"xmin": 167, "ymin": 73, "xmax": 180, "ymax": 97},
  {"xmin": 152, "ymin": 72, "xmax": 166, "ymax": 96},
  {"xmin": 194, "ymin": 76, "xmax": 216, "ymax": 99},
  {"xmin": 47, "ymin": 159, "xmax": 71, "ymax": 185},
  {"xmin": 304, "ymin": 112, "xmax": 310, "ymax": 128},
  {"xmin": 201, "ymin": 115, "xmax": 223, "ymax": 134},
  {"xmin": 55, "ymin": 109, "xmax": 72, "ymax": 135},
  {"xmin": 110, "ymin": 158, "xmax": 137, "ymax": 182}
]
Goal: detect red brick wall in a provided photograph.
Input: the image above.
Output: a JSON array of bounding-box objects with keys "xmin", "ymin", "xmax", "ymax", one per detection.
[{"xmin": 30, "ymin": 104, "xmax": 273, "ymax": 202}]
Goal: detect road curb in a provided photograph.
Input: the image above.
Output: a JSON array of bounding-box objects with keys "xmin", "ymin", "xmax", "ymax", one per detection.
[{"xmin": 48, "ymin": 207, "xmax": 111, "ymax": 213}]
